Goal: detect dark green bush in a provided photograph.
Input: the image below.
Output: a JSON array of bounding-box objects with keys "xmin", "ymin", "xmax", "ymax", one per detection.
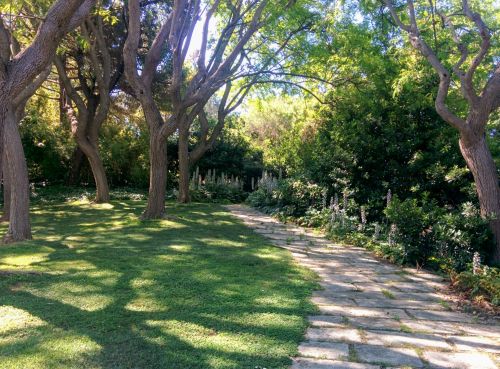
[
  {"xmin": 247, "ymin": 177, "xmax": 326, "ymax": 217},
  {"xmin": 385, "ymin": 197, "xmax": 492, "ymax": 271},
  {"xmin": 190, "ymin": 182, "xmax": 247, "ymax": 203},
  {"xmin": 384, "ymin": 197, "xmax": 438, "ymax": 266}
]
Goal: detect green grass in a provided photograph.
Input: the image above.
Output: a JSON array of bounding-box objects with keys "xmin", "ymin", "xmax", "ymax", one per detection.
[
  {"xmin": 0, "ymin": 200, "xmax": 318, "ymax": 369},
  {"xmin": 381, "ymin": 289, "xmax": 395, "ymax": 299}
]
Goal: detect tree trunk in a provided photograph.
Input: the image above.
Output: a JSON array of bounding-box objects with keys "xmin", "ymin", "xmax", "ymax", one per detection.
[
  {"xmin": 177, "ymin": 128, "xmax": 191, "ymax": 203},
  {"xmin": 0, "ymin": 150, "xmax": 10, "ymax": 222},
  {"xmin": 142, "ymin": 130, "xmax": 167, "ymax": 219},
  {"xmin": 77, "ymin": 137, "xmax": 110, "ymax": 203},
  {"xmin": 68, "ymin": 146, "xmax": 85, "ymax": 185},
  {"xmin": 2, "ymin": 107, "xmax": 31, "ymax": 243},
  {"xmin": 459, "ymin": 132, "xmax": 500, "ymax": 263}
]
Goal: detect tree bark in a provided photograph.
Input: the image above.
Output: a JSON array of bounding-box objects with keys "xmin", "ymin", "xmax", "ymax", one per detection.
[
  {"xmin": 76, "ymin": 136, "xmax": 110, "ymax": 203},
  {"xmin": 459, "ymin": 132, "xmax": 500, "ymax": 262},
  {"xmin": 0, "ymin": 150, "xmax": 10, "ymax": 222},
  {"xmin": 177, "ymin": 127, "xmax": 191, "ymax": 203},
  {"xmin": 142, "ymin": 130, "xmax": 168, "ymax": 219},
  {"xmin": 2, "ymin": 107, "xmax": 31, "ymax": 243},
  {"xmin": 68, "ymin": 146, "xmax": 85, "ymax": 185}
]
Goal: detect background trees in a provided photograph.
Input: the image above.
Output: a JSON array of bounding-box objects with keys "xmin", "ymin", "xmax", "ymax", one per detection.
[
  {"xmin": 55, "ymin": 1, "xmax": 125, "ymax": 203},
  {"xmin": 0, "ymin": 0, "xmax": 96, "ymax": 242},
  {"xmin": 384, "ymin": 0, "xmax": 500, "ymax": 261},
  {"xmin": 0, "ymin": 0, "xmax": 498, "ymax": 273}
]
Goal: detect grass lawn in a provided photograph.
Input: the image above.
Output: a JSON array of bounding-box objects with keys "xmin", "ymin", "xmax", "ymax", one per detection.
[{"xmin": 0, "ymin": 201, "xmax": 317, "ymax": 369}]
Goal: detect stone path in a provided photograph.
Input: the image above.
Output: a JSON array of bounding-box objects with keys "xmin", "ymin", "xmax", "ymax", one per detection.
[{"xmin": 226, "ymin": 205, "xmax": 500, "ymax": 369}]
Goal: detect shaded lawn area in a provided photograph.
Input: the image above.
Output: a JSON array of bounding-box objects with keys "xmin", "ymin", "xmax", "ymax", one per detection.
[{"xmin": 0, "ymin": 201, "xmax": 318, "ymax": 369}]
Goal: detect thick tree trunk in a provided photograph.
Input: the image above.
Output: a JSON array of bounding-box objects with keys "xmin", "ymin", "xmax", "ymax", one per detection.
[
  {"xmin": 142, "ymin": 131, "xmax": 167, "ymax": 219},
  {"xmin": 0, "ymin": 153, "xmax": 11, "ymax": 222},
  {"xmin": 459, "ymin": 133, "xmax": 500, "ymax": 262},
  {"xmin": 68, "ymin": 146, "xmax": 85, "ymax": 185},
  {"xmin": 77, "ymin": 137, "xmax": 110, "ymax": 203},
  {"xmin": 177, "ymin": 128, "xmax": 191, "ymax": 203},
  {"xmin": 2, "ymin": 107, "xmax": 31, "ymax": 243}
]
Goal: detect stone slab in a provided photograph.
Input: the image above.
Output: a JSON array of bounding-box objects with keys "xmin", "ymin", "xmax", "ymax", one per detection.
[
  {"xmin": 298, "ymin": 341, "xmax": 349, "ymax": 360},
  {"xmin": 308, "ymin": 315, "xmax": 348, "ymax": 328},
  {"xmin": 306, "ymin": 328, "xmax": 362, "ymax": 343},
  {"xmin": 364, "ymin": 330, "xmax": 451, "ymax": 349},
  {"xmin": 318, "ymin": 305, "xmax": 410, "ymax": 320},
  {"xmin": 291, "ymin": 358, "xmax": 380, "ymax": 369},
  {"xmin": 423, "ymin": 351, "xmax": 498, "ymax": 369},
  {"xmin": 407, "ymin": 309, "xmax": 475, "ymax": 323},
  {"xmin": 354, "ymin": 345, "xmax": 424, "ymax": 367},
  {"xmin": 449, "ymin": 335, "xmax": 500, "ymax": 353}
]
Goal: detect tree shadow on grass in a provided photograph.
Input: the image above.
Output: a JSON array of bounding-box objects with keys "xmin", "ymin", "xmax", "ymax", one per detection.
[{"xmin": 0, "ymin": 201, "xmax": 317, "ymax": 369}]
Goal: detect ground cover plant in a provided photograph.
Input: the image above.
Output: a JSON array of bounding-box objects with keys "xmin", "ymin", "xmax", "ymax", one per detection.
[{"xmin": 0, "ymin": 201, "xmax": 317, "ymax": 369}]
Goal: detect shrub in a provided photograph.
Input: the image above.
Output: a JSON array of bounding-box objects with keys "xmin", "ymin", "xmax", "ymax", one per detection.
[
  {"xmin": 385, "ymin": 197, "xmax": 492, "ymax": 270},
  {"xmin": 189, "ymin": 169, "xmax": 247, "ymax": 203},
  {"xmin": 190, "ymin": 182, "xmax": 247, "ymax": 203},
  {"xmin": 277, "ymin": 178, "xmax": 325, "ymax": 216},
  {"xmin": 433, "ymin": 203, "xmax": 493, "ymax": 272},
  {"xmin": 453, "ymin": 267, "xmax": 500, "ymax": 306},
  {"xmin": 384, "ymin": 197, "xmax": 438, "ymax": 266},
  {"xmin": 247, "ymin": 177, "xmax": 326, "ymax": 217}
]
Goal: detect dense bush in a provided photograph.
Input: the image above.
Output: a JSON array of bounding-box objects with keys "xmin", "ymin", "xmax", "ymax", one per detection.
[
  {"xmin": 453, "ymin": 267, "xmax": 500, "ymax": 306},
  {"xmin": 247, "ymin": 177, "xmax": 325, "ymax": 216},
  {"xmin": 190, "ymin": 182, "xmax": 247, "ymax": 203},
  {"xmin": 187, "ymin": 169, "xmax": 248, "ymax": 204}
]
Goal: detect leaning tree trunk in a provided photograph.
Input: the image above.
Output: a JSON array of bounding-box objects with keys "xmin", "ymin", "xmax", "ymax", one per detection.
[
  {"xmin": 76, "ymin": 136, "xmax": 110, "ymax": 203},
  {"xmin": 459, "ymin": 132, "xmax": 500, "ymax": 263},
  {"xmin": 177, "ymin": 128, "xmax": 191, "ymax": 204},
  {"xmin": 142, "ymin": 129, "xmax": 168, "ymax": 219},
  {"xmin": 2, "ymin": 107, "xmax": 31, "ymax": 243}
]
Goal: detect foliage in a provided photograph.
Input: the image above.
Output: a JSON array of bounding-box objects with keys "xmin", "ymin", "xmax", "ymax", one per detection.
[
  {"xmin": 248, "ymin": 175, "xmax": 493, "ymax": 274},
  {"xmin": 247, "ymin": 177, "xmax": 325, "ymax": 217},
  {"xmin": 384, "ymin": 197, "xmax": 438, "ymax": 266},
  {"xmin": 189, "ymin": 182, "xmax": 247, "ymax": 204},
  {"xmin": 195, "ymin": 120, "xmax": 264, "ymax": 191},
  {"xmin": 453, "ymin": 267, "xmax": 500, "ymax": 306}
]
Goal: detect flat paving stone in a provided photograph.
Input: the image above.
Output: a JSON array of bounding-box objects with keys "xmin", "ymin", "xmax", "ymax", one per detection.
[
  {"xmin": 308, "ymin": 315, "xmax": 348, "ymax": 328},
  {"xmin": 354, "ymin": 345, "xmax": 423, "ymax": 367},
  {"xmin": 390, "ymin": 291, "xmax": 442, "ymax": 301},
  {"xmin": 347, "ymin": 317, "xmax": 403, "ymax": 331},
  {"xmin": 423, "ymin": 351, "xmax": 498, "ymax": 369},
  {"xmin": 397, "ymin": 319, "xmax": 460, "ymax": 335},
  {"xmin": 406, "ymin": 309, "xmax": 475, "ymax": 323},
  {"xmin": 318, "ymin": 305, "xmax": 410, "ymax": 320},
  {"xmin": 449, "ymin": 335, "xmax": 500, "ymax": 353},
  {"xmin": 298, "ymin": 341, "xmax": 349, "ymax": 360},
  {"xmin": 353, "ymin": 298, "xmax": 445, "ymax": 310},
  {"xmin": 318, "ymin": 282, "xmax": 360, "ymax": 292},
  {"xmin": 312, "ymin": 296, "xmax": 356, "ymax": 306},
  {"xmin": 306, "ymin": 328, "xmax": 362, "ymax": 343},
  {"xmin": 388, "ymin": 282, "xmax": 436, "ymax": 293},
  {"xmin": 460, "ymin": 324, "xmax": 500, "ymax": 340},
  {"xmin": 363, "ymin": 330, "xmax": 451, "ymax": 349},
  {"xmin": 291, "ymin": 358, "xmax": 380, "ymax": 369}
]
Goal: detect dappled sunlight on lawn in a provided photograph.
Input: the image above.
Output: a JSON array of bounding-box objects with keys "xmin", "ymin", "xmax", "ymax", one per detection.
[
  {"xmin": 0, "ymin": 201, "xmax": 317, "ymax": 369},
  {"xmin": 0, "ymin": 306, "xmax": 47, "ymax": 334},
  {"xmin": 22, "ymin": 281, "xmax": 114, "ymax": 312}
]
